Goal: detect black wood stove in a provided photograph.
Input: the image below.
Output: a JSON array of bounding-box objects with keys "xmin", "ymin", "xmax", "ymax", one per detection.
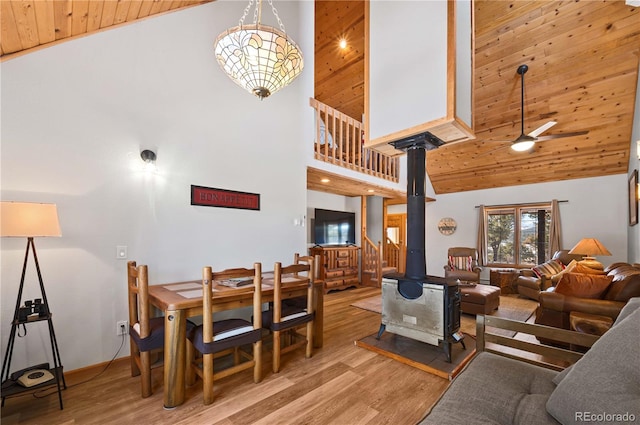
[{"xmin": 376, "ymin": 132, "xmax": 463, "ymax": 362}]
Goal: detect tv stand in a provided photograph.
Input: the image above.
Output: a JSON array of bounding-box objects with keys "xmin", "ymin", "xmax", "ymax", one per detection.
[{"xmin": 310, "ymin": 245, "xmax": 360, "ymax": 293}]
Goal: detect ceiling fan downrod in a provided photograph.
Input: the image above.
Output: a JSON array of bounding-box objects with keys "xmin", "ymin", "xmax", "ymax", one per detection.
[{"xmin": 512, "ymin": 64, "xmax": 536, "ymax": 151}]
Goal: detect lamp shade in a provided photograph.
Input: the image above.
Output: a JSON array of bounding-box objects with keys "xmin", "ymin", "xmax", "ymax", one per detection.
[
  {"xmin": 1, "ymin": 201, "xmax": 61, "ymax": 237},
  {"xmin": 568, "ymin": 238, "xmax": 611, "ymax": 257}
]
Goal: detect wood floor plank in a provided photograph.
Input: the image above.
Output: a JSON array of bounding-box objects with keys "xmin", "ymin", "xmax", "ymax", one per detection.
[
  {"xmin": 250, "ymin": 370, "xmax": 364, "ymax": 425},
  {"xmin": 173, "ymin": 376, "xmax": 295, "ymax": 424}
]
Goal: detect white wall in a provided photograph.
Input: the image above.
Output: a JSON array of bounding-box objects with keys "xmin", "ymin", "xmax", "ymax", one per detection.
[
  {"xmin": 0, "ymin": 1, "xmax": 314, "ymax": 372},
  {"xmin": 368, "ymin": 1, "xmax": 448, "ymax": 140},
  {"xmin": 367, "ymin": 196, "xmax": 384, "ymax": 245},
  {"xmin": 455, "ymin": 0, "xmax": 472, "ymax": 126}
]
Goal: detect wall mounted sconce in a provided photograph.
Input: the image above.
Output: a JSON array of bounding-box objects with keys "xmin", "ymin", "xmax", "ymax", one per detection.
[{"xmin": 140, "ymin": 149, "xmax": 157, "ymax": 172}]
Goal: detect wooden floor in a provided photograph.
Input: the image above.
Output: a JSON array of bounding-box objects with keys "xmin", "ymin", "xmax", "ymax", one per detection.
[{"xmin": 1, "ymin": 287, "xmax": 451, "ymax": 425}]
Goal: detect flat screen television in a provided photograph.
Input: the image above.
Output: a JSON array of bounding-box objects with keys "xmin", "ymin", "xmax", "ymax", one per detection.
[{"xmin": 313, "ymin": 208, "xmax": 356, "ymax": 245}]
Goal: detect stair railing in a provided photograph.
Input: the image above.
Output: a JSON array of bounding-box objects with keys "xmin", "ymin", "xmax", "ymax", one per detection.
[
  {"xmin": 363, "ymin": 236, "xmax": 383, "ymax": 287},
  {"xmin": 385, "ymin": 236, "xmax": 401, "ymax": 272}
]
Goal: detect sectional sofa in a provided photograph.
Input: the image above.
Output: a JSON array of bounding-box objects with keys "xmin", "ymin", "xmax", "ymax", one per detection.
[{"xmin": 419, "ymin": 297, "xmax": 640, "ymax": 424}]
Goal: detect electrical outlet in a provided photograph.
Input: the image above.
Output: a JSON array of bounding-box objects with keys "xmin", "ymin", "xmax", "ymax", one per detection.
[{"xmin": 117, "ymin": 320, "xmax": 128, "ymax": 336}]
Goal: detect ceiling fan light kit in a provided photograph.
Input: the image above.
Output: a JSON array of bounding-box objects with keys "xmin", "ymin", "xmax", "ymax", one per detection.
[{"xmin": 511, "ymin": 139, "xmax": 535, "ymax": 152}]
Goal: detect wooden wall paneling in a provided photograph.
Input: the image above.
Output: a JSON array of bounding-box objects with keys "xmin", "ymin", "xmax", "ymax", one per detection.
[
  {"xmin": 126, "ymin": 1, "xmax": 144, "ymax": 22},
  {"xmin": 314, "ymin": 0, "xmax": 365, "ymax": 123},
  {"xmin": 87, "ymin": 1, "xmax": 104, "ymax": 32},
  {"xmin": 11, "ymin": 1, "xmax": 39, "ymax": 50},
  {"xmin": 114, "ymin": 1, "xmax": 132, "ymax": 25},
  {"xmin": 1, "ymin": 1, "xmax": 212, "ymax": 60},
  {"xmin": 53, "ymin": 0, "xmax": 73, "ymax": 40},
  {"xmin": 1, "ymin": 1, "xmax": 22, "ymax": 54},
  {"xmin": 70, "ymin": 1, "xmax": 90, "ymax": 37},
  {"xmin": 138, "ymin": 0, "xmax": 155, "ymax": 18},
  {"xmin": 99, "ymin": 1, "xmax": 118, "ymax": 28}
]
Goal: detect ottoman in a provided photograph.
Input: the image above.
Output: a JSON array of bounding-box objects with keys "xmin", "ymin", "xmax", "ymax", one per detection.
[{"xmin": 459, "ymin": 284, "xmax": 501, "ymax": 315}]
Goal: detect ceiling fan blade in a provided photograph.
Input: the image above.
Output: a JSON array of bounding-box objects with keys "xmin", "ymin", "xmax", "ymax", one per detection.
[
  {"xmin": 535, "ymin": 130, "xmax": 589, "ymax": 142},
  {"xmin": 528, "ymin": 121, "xmax": 557, "ymax": 137}
]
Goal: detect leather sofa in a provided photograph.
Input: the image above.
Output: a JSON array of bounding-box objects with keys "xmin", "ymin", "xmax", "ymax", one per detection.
[
  {"xmin": 535, "ymin": 262, "xmax": 640, "ymax": 334},
  {"xmin": 516, "ymin": 250, "xmax": 584, "ymax": 300}
]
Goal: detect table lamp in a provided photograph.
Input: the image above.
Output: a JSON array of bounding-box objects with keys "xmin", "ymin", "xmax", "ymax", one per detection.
[
  {"xmin": 568, "ymin": 238, "xmax": 611, "ymax": 270},
  {"xmin": 1, "ymin": 201, "xmax": 61, "ymax": 313}
]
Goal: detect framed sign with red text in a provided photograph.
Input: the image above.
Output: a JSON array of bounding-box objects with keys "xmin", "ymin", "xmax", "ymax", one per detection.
[{"xmin": 191, "ymin": 185, "xmax": 260, "ymax": 211}]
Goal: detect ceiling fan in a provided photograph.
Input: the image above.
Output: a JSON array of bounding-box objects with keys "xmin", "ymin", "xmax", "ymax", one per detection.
[{"xmin": 493, "ymin": 64, "xmax": 589, "ymax": 152}]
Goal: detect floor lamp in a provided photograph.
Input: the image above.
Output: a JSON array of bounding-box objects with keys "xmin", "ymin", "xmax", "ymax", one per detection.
[{"xmin": 0, "ymin": 201, "xmax": 66, "ymax": 409}]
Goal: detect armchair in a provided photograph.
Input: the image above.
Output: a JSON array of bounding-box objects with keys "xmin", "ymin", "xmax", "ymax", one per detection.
[{"xmin": 444, "ymin": 247, "xmax": 481, "ymax": 283}]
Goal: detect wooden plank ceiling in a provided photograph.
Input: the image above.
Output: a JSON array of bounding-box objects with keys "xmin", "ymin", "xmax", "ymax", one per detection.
[
  {"xmin": 0, "ymin": 0, "xmax": 212, "ymax": 58},
  {"xmin": 2, "ymin": 1, "xmax": 639, "ymax": 197}
]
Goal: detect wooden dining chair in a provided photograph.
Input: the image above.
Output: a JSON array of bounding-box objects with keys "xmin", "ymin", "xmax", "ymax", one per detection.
[
  {"xmin": 187, "ymin": 263, "xmax": 263, "ymax": 405},
  {"xmin": 262, "ymin": 259, "xmax": 315, "ymax": 373},
  {"xmin": 282, "ymin": 253, "xmax": 319, "ymax": 310},
  {"xmin": 127, "ymin": 261, "xmax": 166, "ymax": 398}
]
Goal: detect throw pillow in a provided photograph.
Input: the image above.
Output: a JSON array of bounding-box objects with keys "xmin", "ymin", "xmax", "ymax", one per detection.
[
  {"xmin": 449, "ymin": 255, "xmax": 472, "ymax": 271},
  {"xmin": 546, "ymin": 306, "xmax": 640, "ymax": 424},
  {"xmin": 550, "ymin": 260, "xmax": 578, "ymax": 283},
  {"xmin": 532, "ymin": 260, "xmax": 564, "ymax": 279},
  {"xmin": 554, "ymin": 273, "xmax": 612, "ymax": 299},
  {"xmin": 572, "ymin": 262, "xmax": 606, "ymax": 275}
]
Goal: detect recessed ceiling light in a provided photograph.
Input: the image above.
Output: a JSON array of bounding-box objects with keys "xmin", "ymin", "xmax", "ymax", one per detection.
[
  {"xmin": 367, "ymin": 189, "xmax": 375, "ymax": 193},
  {"xmin": 339, "ymin": 39, "xmax": 347, "ymax": 49},
  {"xmin": 321, "ymin": 178, "xmax": 330, "ymax": 183}
]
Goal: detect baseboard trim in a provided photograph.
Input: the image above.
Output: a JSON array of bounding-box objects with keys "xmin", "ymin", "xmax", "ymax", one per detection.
[{"xmin": 64, "ymin": 356, "xmax": 130, "ymax": 379}]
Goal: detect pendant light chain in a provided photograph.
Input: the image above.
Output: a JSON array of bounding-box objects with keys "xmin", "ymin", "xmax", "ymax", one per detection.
[
  {"xmin": 266, "ymin": 0, "xmax": 286, "ymax": 32},
  {"xmin": 238, "ymin": 0, "xmax": 254, "ymax": 26},
  {"xmin": 237, "ymin": 0, "xmax": 284, "ymax": 31}
]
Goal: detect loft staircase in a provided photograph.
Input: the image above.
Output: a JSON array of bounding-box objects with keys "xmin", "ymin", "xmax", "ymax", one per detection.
[
  {"xmin": 362, "ymin": 263, "xmax": 398, "ymax": 287},
  {"xmin": 362, "ymin": 236, "xmax": 397, "ymax": 287}
]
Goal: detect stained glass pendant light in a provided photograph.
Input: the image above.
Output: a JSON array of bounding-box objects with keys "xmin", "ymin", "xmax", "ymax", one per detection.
[{"xmin": 214, "ymin": 0, "xmax": 304, "ymax": 100}]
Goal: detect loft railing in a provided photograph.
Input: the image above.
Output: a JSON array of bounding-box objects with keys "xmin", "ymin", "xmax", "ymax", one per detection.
[{"xmin": 310, "ymin": 98, "xmax": 400, "ymax": 183}]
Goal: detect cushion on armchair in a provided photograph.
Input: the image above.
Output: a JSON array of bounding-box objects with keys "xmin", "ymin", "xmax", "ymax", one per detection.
[
  {"xmin": 532, "ymin": 260, "xmax": 564, "ymax": 279},
  {"xmin": 554, "ymin": 273, "xmax": 613, "ymax": 299},
  {"xmin": 449, "ymin": 255, "xmax": 472, "ymax": 271}
]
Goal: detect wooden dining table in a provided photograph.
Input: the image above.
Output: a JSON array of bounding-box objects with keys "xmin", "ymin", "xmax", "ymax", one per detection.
[{"xmin": 147, "ymin": 272, "xmax": 324, "ymax": 409}]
